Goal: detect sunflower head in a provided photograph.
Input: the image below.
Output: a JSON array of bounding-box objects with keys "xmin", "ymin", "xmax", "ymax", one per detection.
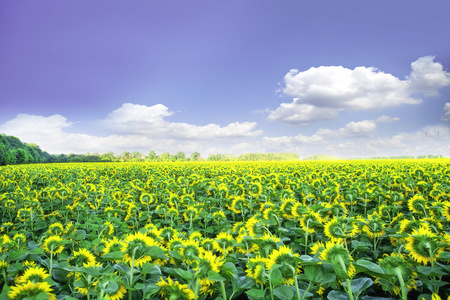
[
  {"xmin": 42, "ymin": 235, "xmax": 65, "ymax": 255},
  {"xmin": 157, "ymin": 276, "xmax": 195, "ymax": 300},
  {"xmin": 8, "ymin": 281, "xmax": 57, "ymax": 300},
  {"xmin": 375, "ymin": 253, "xmax": 417, "ymax": 296},
  {"xmin": 15, "ymin": 266, "xmax": 50, "ymax": 285},
  {"xmin": 266, "ymin": 245, "xmax": 301, "ymax": 285},
  {"xmin": 320, "ymin": 241, "xmax": 355, "ymax": 280},
  {"xmin": 405, "ymin": 226, "xmax": 444, "ymax": 265},
  {"xmin": 246, "ymin": 255, "xmax": 269, "ymax": 284}
]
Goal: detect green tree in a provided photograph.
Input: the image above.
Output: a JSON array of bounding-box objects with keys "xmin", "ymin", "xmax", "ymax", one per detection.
[
  {"xmin": 189, "ymin": 152, "xmax": 201, "ymax": 161},
  {"xmin": 175, "ymin": 151, "xmax": 186, "ymax": 161},
  {"xmin": 147, "ymin": 151, "xmax": 157, "ymax": 161}
]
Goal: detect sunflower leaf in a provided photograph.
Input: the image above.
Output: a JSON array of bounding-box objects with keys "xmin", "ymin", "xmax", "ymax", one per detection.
[
  {"xmin": 350, "ymin": 277, "xmax": 373, "ymax": 296},
  {"xmin": 246, "ymin": 288, "xmax": 266, "ymax": 300},
  {"xmin": 207, "ymin": 270, "xmax": 225, "ymax": 281},
  {"xmin": 270, "ymin": 266, "xmax": 284, "ymax": 287},
  {"xmin": 327, "ymin": 290, "xmax": 350, "ymax": 300},
  {"xmin": 273, "ymin": 285, "xmax": 294, "ymax": 300}
]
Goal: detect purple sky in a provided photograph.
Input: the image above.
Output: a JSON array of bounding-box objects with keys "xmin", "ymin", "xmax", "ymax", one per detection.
[{"xmin": 1, "ymin": 0, "xmax": 450, "ymax": 157}]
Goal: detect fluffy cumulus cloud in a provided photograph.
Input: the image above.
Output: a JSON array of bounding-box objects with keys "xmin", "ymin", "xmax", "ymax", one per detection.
[
  {"xmin": 102, "ymin": 103, "xmax": 262, "ymax": 139},
  {"xmin": 269, "ymin": 56, "xmax": 450, "ymax": 125},
  {"xmin": 442, "ymin": 103, "xmax": 450, "ymax": 122},
  {"xmin": 0, "ymin": 103, "xmax": 262, "ymax": 154}
]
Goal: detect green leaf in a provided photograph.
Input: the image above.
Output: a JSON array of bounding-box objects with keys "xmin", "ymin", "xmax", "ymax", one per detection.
[
  {"xmin": 273, "ymin": 285, "xmax": 294, "ymax": 300},
  {"xmin": 8, "ymin": 249, "xmax": 28, "ymax": 261},
  {"xmin": 166, "ymin": 268, "xmax": 193, "ymax": 281},
  {"xmin": 141, "ymin": 263, "xmax": 161, "ymax": 276},
  {"xmin": 438, "ymin": 251, "xmax": 450, "ymax": 260},
  {"xmin": 417, "ymin": 265, "xmax": 447, "ymax": 277},
  {"xmin": 355, "ymin": 259, "xmax": 385, "ymax": 275},
  {"xmin": 35, "ymin": 293, "xmax": 50, "ymax": 300},
  {"xmin": 168, "ymin": 250, "xmax": 184, "ymax": 261},
  {"xmin": 207, "ymin": 270, "xmax": 225, "ymax": 281},
  {"xmin": 327, "ymin": 290, "xmax": 350, "ymax": 300},
  {"xmin": 143, "ymin": 283, "xmax": 160, "ymax": 299},
  {"xmin": 103, "ymin": 281, "xmax": 119, "ymax": 294},
  {"xmin": 360, "ymin": 297, "xmax": 396, "ymax": 300},
  {"xmin": 101, "ymin": 251, "xmax": 124, "ymax": 260},
  {"xmin": 270, "ymin": 266, "xmax": 284, "ymax": 287},
  {"xmin": 301, "ymin": 265, "xmax": 336, "ymax": 284},
  {"xmin": 235, "ymin": 276, "xmax": 256, "ymax": 290},
  {"xmin": 246, "ymin": 288, "xmax": 266, "ymax": 300},
  {"xmin": 147, "ymin": 246, "xmax": 168, "ymax": 260},
  {"xmin": 351, "ymin": 277, "xmax": 373, "ymax": 295},
  {"xmin": 29, "ymin": 247, "xmax": 45, "ymax": 255}
]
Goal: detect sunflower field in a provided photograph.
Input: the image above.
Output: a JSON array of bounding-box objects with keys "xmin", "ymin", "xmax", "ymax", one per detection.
[{"xmin": 0, "ymin": 160, "xmax": 449, "ymax": 300}]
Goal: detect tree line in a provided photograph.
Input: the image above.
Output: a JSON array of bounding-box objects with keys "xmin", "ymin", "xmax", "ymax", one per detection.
[{"xmin": 0, "ymin": 134, "xmax": 300, "ymax": 166}]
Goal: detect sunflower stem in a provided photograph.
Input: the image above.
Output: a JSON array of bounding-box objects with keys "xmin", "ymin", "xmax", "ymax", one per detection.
[
  {"xmin": 336, "ymin": 256, "xmax": 354, "ymax": 300},
  {"xmin": 220, "ymin": 281, "xmax": 228, "ymax": 300},
  {"xmin": 289, "ymin": 265, "xmax": 302, "ymax": 300},
  {"xmin": 194, "ymin": 278, "xmax": 200, "ymax": 300},
  {"xmin": 394, "ymin": 267, "xmax": 407, "ymax": 300}
]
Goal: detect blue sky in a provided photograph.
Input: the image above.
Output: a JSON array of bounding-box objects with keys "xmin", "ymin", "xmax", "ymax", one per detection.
[{"xmin": 1, "ymin": 0, "xmax": 450, "ymax": 157}]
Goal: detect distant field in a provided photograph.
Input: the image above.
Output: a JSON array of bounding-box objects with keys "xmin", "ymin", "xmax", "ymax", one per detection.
[{"xmin": 0, "ymin": 160, "xmax": 449, "ymax": 300}]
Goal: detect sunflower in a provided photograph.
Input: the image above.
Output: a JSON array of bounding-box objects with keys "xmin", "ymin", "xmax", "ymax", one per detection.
[
  {"xmin": 248, "ymin": 182, "xmax": 263, "ymax": 198},
  {"xmin": 324, "ymin": 217, "xmax": 358, "ymax": 243},
  {"xmin": 246, "ymin": 216, "xmax": 265, "ymax": 236},
  {"xmin": 121, "ymin": 232, "xmax": 164, "ymax": 267},
  {"xmin": 97, "ymin": 273, "xmax": 127, "ymax": 300},
  {"xmin": 375, "ymin": 253, "xmax": 417, "ymax": 296},
  {"xmin": 42, "ymin": 235, "xmax": 65, "ymax": 255},
  {"xmin": 189, "ymin": 231, "xmax": 203, "ymax": 242},
  {"xmin": 103, "ymin": 237, "xmax": 126, "ymax": 255},
  {"xmin": 280, "ymin": 198, "xmax": 297, "ymax": 219},
  {"xmin": 320, "ymin": 241, "xmax": 355, "ymax": 280},
  {"xmin": 8, "ymin": 281, "xmax": 56, "ymax": 300},
  {"xmin": 235, "ymin": 234, "xmax": 258, "ymax": 254},
  {"xmin": 140, "ymin": 193, "xmax": 156, "ymax": 205},
  {"xmin": 292, "ymin": 202, "xmax": 308, "ymax": 219},
  {"xmin": 257, "ymin": 233, "xmax": 281, "ymax": 257},
  {"xmin": 15, "ymin": 266, "xmax": 50, "ymax": 285},
  {"xmin": 213, "ymin": 232, "xmax": 235, "ymax": 255},
  {"xmin": 157, "ymin": 276, "xmax": 195, "ymax": 300},
  {"xmin": 266, "ymin": 245, "xmax": 301, "ymax": 285},
  {"xmin": 159, "ymin": 227, "xmax": 179, "ymax": 244},
  {"xmin": 48, "ymin": 222, "xmax": 64, "ymax": 235},
  {"xmin": 299, "ymin": 210, "xmax": 323, "ymax": 234},
  {"xmin": 212, "ymin": 211, "xmax": 226, "ymax": 223},
  {"xmin": 361, "ymin": 213, "xmax": 386, "ymax": 239},
  {"xmin": 13, "ymin": 233, "xmax": 26, "ymax": 248},
  {"xmin": 246, "ymin": 255, "xmax": 269, "ymax": 284},
  {"xmin": 183, "ymin": 205, "xmax": 199, "ymax": 221},
  {"xmin": 70, "ymin": 248, "xmax": 97, "ymax": 267},
  {"xmin": 102, "ymin": 221, "xmax": 115, "ymax": 237},
  {"xmin": 443, "ymin": 201, "xmax": 450, "ymax": 221},
  {"xmin": 181, "ymin": 239, "xmax": 201, "ymax": 264},
  {"xmin": 73, "ymin": 272, "xmax": 98, "ymax": 296},
  {"xmin": 199, "ymin": 238, "xmax": 215, "ymax": 252},
  {"xmin": 310, "ymin": 241, "xmax": 326, "ymax": 256},
  {"xmin": 193, "ymin": 250, "xmax": 224, "ymax": 285},
  {"xmin": 405, "ymin": 226, "xmax": 444, "ymax": 265},
  {"xmin": 407, "ymin": 194, "xmax": 428, "ymax": 214},
  {"xmin": 229, "ymin": 196, "xmax": 247, "ymax": 214}
]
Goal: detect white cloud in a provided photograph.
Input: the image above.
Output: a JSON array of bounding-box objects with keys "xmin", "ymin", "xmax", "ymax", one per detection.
[
  {"xmin": 442, "ymin": 103, "xmax": 450, "ymax": 122},
  {"xmin": 407, "ymin": 56, "xmax": 450, "ymax": 96},
  {"xmin": 317, "ymin": 120, "xmax": 377, "ymax": 138},
  {"xmin": 270, "ymin": 56, "xmax": 450, "ymax": 125},
  {"xmin": 376, "ymin": 115, "xmax": 400, "ymax": 123},
  {"xmin": 102, "ymin": 103, "xmax": 262, "ymax": 139},
  {"xmin": 267, "ymin": 102, "xmax": 337, "ymax": 125},
  {"xmin": 0, "ymin": 103, "xmax": 262, "ymax": 154}
]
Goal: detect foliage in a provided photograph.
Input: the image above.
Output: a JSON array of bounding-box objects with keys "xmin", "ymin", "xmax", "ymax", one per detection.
[{"xmin": 0, "ymin": 160, "xmax": 449, "ymax": 300}]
